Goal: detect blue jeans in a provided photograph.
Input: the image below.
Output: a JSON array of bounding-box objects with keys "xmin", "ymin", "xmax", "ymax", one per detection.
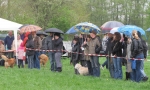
[
  {"xmin": 27, "ymin": 55, "xmax": 34, "ymax": 69},
  {"xmin": 112, "ymin": 57, "xmax": 122, "ymax": 79},
  {"xmin": 33, "ymin": 51, "xmax": 40, "ymax": 69},
  {"xmin": 48, "ymin": 52, "xmax": 56, "ymax": 71},
  {"xmin": 108, "ymin": 57, "xmax": 114, "ymax": 78},
  {"xmin": 140, "ymin": 60, "xmax": 146, "ymax": 78},
  {"xmin": 90, "ymin": 56, "xmax": 100, "ymax": 77},
  {"xmin": 40, "ymin": 51, "xmax": 46, "ymax": 55},
  {"xmin": 131, "ymin": 53, "xmax": 144, "ymax": 82}
]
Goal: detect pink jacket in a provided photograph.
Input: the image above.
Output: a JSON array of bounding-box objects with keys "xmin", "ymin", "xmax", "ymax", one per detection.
[{"xmin": 17, "ymin": 45, "xmax": 25, "ymax": 60}]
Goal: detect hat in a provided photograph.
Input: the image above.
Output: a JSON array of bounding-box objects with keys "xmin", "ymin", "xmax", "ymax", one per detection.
[
  {"xmin": 89, "ymin": 30, "xmax": 97, "ymax": 35},
  {"xmin": 54, "ymin": 33, "xmax": 60, "ymax": 37}
]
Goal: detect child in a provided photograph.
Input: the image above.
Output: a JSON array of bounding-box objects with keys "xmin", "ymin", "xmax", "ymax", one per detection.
[
  {"xmin": 17, "ymin": 43, "xmax": 25, "ymax": 68},
  {"xmin": 71, "ymin": 38, "xmax": 80, "ymax": 74}
]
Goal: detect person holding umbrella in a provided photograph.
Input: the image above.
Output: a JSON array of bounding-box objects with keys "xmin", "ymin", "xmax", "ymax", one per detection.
[
  {"xmin": 45, "ymin": 32, "xmax": 56, "ymax": 71},
  {"xmin": 52, "ymin": 33, "xmax": 63, "ymax": 72}
]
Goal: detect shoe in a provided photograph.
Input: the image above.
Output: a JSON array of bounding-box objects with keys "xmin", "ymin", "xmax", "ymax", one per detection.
[
  {"xmin": 100, "ymin": 66, "xmax": 104, "ymax": 70},
  {"xmin": 142, "ymin": 76, "xmax": 148, "ymax": 81}
]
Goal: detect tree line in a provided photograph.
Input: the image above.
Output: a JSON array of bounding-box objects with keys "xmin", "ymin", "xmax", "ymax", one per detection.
[{"xmin": 0, "ymin": 0, "xmax": 150, "ymax": 36}]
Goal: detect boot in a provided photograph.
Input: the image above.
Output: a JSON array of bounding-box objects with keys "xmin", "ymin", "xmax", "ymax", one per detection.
[
  {"xmin": 127, "ymin": 72, "xmax": 130, "ymax": 80},
  {"xmin": 75, "ymin": 69, "xmax": 79, "ymax": 75},
  {"xmin": 126, "ymin": 72, "xmax": 130, "ymax": 80},
  {"xmin": 56, "ymin": 67, "xmax": 62, "ymax": 72},
  {"xmin": 18, "ymin": 65, "xmax": 20, "ymax": 68}
]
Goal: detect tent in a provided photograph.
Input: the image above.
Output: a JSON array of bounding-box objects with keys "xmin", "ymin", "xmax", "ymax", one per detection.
[{"xmin": 0, "ymin": 18, "xmax": 23, "ymax": 57}]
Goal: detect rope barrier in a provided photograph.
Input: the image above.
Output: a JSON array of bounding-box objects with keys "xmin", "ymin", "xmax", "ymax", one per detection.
[{"xmin": 26, "ymin": 48, "xmax": 144, "ymax": 60}]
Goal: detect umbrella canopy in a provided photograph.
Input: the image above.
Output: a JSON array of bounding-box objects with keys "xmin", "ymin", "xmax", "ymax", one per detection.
[
  {"xmin": 74, "ymin": 22, "xmax": 100, "ymax": 34},
  {"xmin": 146, "ymin": 28, "xmax": 150, "ymax": 31},
  {"xmin": 110, "ymin": 27, "xmax": 119, "ymax": 34},
  {"xmin": 45, "ymin": 28, "xmax": 64, "ymax": 34},
  {"xmin": 118, "ymin": 25, "xmax": 146, "ymax": 36},
  {"xmin": 19, "ymin": 24, "xmax": 42, "ymax": 33},
  {"xmin": 36, "ymin": 31, "xmax": 48, "ymax": 36},
  {"xmin": 66, "ymin": 26, "xmax": 77, "ymax": 34},
  {"xmin": 100, "ymin": 21, "xmax": 124, "ymax": 33}
]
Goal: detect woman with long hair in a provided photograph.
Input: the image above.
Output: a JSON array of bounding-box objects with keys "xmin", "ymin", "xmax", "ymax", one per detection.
[
  {"xmin": 111, "ymin": 32, "xmax": 122, "ymax": 79},
  {"xmin": 130, "ymin": 30, "xmax": 144, "ymax": 82}
]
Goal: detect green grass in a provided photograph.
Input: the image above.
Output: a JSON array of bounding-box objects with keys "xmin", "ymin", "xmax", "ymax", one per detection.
[{"xmin": 0, "ymin": 57, "xmax": 150, "ymax": 90}]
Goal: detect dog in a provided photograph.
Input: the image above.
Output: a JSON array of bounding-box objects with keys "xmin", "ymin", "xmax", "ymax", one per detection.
[
  {"xmin": 75, "ymin": 63, "xmax": 89, "ymax": 75},
  {"xmin": 39, "ymin": 54, "xmax": 48, "ymax": 67},
  {"xmin": 1, "ymin": 55, "xmax": 15, "ymax": 68}
]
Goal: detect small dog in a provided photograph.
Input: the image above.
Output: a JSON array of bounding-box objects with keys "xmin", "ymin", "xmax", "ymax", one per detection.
[
  {"xmin": 39, "ymin": 54, "xmax": 48, "ymax": 67},
  {"xmin": 75, "ymin": 63, "xmax": 89, "ymax": 75},
  {"xmin": 1, "ymin": 55, "xmax": 15, "ymax": 68}
]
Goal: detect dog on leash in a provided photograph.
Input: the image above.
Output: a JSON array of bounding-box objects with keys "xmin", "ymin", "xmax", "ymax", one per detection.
[
  {"xmin": 1, "ymin": 55, "xmax": 15, "ymax": 68},
  {"xmin": 75, "ymin": 63, "xmax": 89, "ymax": 75},
  {"xmin": 39, "ymin": 54, "xmax": 48, "ymax": 67}
]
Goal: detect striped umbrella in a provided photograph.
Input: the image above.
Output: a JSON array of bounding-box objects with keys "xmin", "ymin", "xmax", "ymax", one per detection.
[
  {"xmin": 19, "ymin": 24, "xmax": 42, "ymax": 33},
  {"xmin": 100, "ymin": 21, "xmax": 124, "ymax": 33}
]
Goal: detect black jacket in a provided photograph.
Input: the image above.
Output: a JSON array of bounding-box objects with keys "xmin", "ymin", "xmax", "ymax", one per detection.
[
  {"xmin": 111, "ymin": 40, "xmax": 122, "ymax": 57},
  {"xmin": 71, "ymin": 43, "xmax": 80, "ymax": 61},
  {"xmin": 26, "ymin": 34, "xmax": 35, "ymax": 56},
  {"xmin": 105, "ymin": 37, "xmax": 113, "ymax": 55},
  {"xmin": 122, "ymin": 41, "xmax": 127, "ymax": 57},
  {"xmin": 137, "ymin": 31, "xmax": 148, "ymax": 58},
  {"xmin": 131, "ymin": 38, "xmax": 143, "ymax": 58},
  {"xmin": 53, "ymin": 38, "xmax": 63, "ymax": 53}
]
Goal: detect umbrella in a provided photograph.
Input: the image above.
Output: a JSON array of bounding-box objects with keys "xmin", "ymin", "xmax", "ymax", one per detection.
[
  {"xmin": 100, "ymin": 21, "xmax": 124, "ymax": 33},
  {"xmin": 19, "ymin": 24, "xmax": 42, "ymax": 32},
  {"xmin": 74, "ymin": 22, "xmax": 100, "ymax": 34},
  {"xmin": 118, "ymin": 25, "xmax": 146, "ymax": 36},
  {"xmin": 66, "ymin": 26, "xmax": 77, "ymax": 34},
  {"xmin": 146, "ymin": 28, "xmax": 150, "ymax": 31},
  {"xmin": 110, "ymin": 27, "xmax": 119, "ymax": 34},
  {"xmin": 45, "ymin": 28, "xmax": 64, "ymax": 34},
  {"xmin": 36, "ymin": 31, "xmax": 48, "ymax": 36}
]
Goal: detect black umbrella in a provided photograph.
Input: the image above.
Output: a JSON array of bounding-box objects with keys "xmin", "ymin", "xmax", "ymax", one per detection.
[
  {"xmin": 36, "ymin": 31, "xmax": 48, "ymax": 36},
  {"xmin": 45, "ymin": 28, "xmax": 64, "ymax": 34}
]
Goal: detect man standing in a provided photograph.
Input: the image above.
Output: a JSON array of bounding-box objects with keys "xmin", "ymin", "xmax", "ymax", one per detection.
[
  {"xmin": 32, "ymin": 31, "xmax": 42, "ymax": 69},
  {"xmin": 45, "ymin": 33, "xmax": 56, "ymax": 71},
  {"xmin": 105, "ymin": 32, "xmax": 114, "ymax": 78},
  {"xmin": 85, "ymin": 30, "xmax": 100, "ymax": 77},
  {"xmin": 4, "ymin": 31, "xmax": 14, "ymax": 50}
]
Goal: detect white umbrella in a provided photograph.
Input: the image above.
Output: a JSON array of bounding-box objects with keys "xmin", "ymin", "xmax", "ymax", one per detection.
[{"xmin": 110, "ymin": 27, "xmax": 119, "ymax": 34}]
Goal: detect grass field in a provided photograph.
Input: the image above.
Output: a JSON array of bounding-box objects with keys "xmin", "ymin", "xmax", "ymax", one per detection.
[{"xmin": 0, "ymin": 57, "xmax": 150, "ymax": 90}]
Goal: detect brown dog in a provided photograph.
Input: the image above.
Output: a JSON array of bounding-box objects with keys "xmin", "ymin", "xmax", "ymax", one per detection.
[
  {"xmin": 1, "ymin": 55, "xmax": 15, "ymax": 68},
  {"xmin": 39, "ymin": 54, "xmax": 48, "ymax": 67}
]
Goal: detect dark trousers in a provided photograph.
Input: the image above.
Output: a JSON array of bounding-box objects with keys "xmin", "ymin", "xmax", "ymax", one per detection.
[
  {"xmin": 18, "ymin": 59, "xmax": 24, "ymax": 68},
  {"xmin": 0, "ymin": 59, "xmax": 5, "ymax": 66},
  {"xmin": 102, "ymin": 57, "xmax": 108, "ymax": 69},
  {"xmin": 90, "ymin": 56, "xmax": 100, "ymax": 77},
  {"xmin": 72, "ymin": 60, "xmax": 79, "ymax": 74},
  {"xmin": 87, "ymin": 60, "xmax": 93, "ymax": 75},
  {"xmin": 33, "ymin": 51, "xmax": 40, "ymax": 69},
  {"xmin": 80, "ymin": 60, "xmax": 87, "ymax": 67}
]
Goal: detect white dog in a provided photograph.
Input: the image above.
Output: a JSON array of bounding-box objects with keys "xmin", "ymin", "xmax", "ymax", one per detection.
[{"xmin": 75, "ymin": 63, "xmax": 89, "ymax": 75}]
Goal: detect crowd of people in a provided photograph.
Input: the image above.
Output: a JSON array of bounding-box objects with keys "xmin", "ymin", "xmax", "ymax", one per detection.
[{"xmin": 0, "ymin": 29, "xmax": 148, "ymax": 82}]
